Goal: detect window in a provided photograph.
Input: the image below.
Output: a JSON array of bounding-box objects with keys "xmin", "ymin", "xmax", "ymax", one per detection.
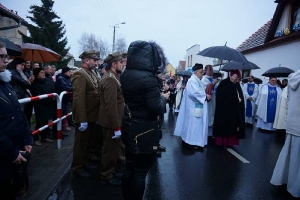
[
  {"xmin": 291, "ymin": 1, "xmax": 300, "ymax": 30},
  {"xmin": 242, "ymin": 70, "xmax": 250, "ymax": 78}
]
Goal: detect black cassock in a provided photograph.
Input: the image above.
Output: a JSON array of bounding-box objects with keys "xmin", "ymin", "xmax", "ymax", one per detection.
[{"xmin": 212, "ymin": 78, "xmax": 245, "ymax": 139}]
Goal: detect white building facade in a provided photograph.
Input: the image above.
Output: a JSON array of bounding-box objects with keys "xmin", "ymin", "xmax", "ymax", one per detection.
[{"xmin": 185, "ymin": 44, "xmax": 213, "ymax": 71}]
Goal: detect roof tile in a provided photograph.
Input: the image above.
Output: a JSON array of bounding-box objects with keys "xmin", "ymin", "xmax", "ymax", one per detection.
[{"xmin": 236, "ymin": 19, "xmax": 272, "ymax": 52}]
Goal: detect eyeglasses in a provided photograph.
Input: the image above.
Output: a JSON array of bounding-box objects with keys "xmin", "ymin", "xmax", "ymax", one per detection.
[{"xmin": 0, "ymin": 54, "xmax": 9, "ymax": 61}]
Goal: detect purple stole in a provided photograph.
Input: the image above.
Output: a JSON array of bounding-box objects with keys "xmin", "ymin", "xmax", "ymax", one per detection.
[
  {"xmin": 266, "ymin": 86, "xmax": 277, "ymax": 123},
  {"xmin": 246, "ymin": 83, "xmax": 254, "ymax": 117}
]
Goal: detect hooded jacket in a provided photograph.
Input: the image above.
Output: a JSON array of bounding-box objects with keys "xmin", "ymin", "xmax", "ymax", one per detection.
[
  {"xmin": 121, "ymin": 40, "xmax": 167, "ymax": 121},
  {"xmin": 286, "ymin": 70, "xmax": 300, "ymax": 136},
  {"xmin": 0, "ymin": 70, "xmax": 33, "ymax": 182}
]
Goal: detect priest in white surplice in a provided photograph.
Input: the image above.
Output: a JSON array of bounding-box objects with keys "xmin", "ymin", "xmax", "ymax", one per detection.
[
  {"xmin": 201, "ymin": 65, "xmax": 218, "ymax": 128},
  {"xmin": 256, "ymin": 77, "xmax": 282, "ymax": 131},
  {"xmin": 242, "ymin": 76, "xmax": 259, "ymax": 126},
  {"xmin": 174, "ymin": 63, "xmax": 211, "ymax": 150}
]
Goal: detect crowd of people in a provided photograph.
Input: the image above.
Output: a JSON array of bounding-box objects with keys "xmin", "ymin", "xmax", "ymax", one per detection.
[{"xmin": 0, "ymin": 38, "xmax": 299, "ymax": 199}]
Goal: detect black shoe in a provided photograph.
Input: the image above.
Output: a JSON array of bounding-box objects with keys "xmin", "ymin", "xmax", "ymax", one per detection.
[
  {"xmin": 100, "ymin": 178, "xmax": 121, "ymax": 187},
  {"xmin": 156, "ymin": 151, "xmax": 162, "ymax": 157},
  {"xmin": 84, "ymin": 165, "xmax": 97, "ymax": 172},
  {"xmin": 73, "ymin": 170, "xmax": 92, "ymax": 179},
  {"xmin": 113, "ymin": 172, "xmax": 123, "ymax": 179},
  {"xmin": 89, "ymin": 155, "xmax": 101, "ymax": 163},
  {"xmin": 62, "ymin": 134, "xmax": 69, "ymax": 137},
  {"xmin": 158, "ymin": 145, "xmax": 166, "ymax": 152}
]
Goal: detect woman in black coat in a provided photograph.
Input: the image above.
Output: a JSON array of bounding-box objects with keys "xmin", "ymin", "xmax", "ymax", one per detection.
[
  {"xmin": 212, "ymin": 70, "xmax": 245, "ymax": 147},
  {"xmin": 120, "ymin": 40, "xmax": 169, "ymax": 200},
  {"xmin": 7, "ymin": 58, "xmax": 31, "ymax": 110},
  {"xmin": 31, "ymin": 68, "xmax": 54, "ymax": 146}
]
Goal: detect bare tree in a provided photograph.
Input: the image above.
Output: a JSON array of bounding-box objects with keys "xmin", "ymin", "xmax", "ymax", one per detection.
[
  {"xmin": 114, "ymin": 37, "xmax": 127, "ymax": 53},
  {"xmin": 78, "ymin": 33, "xmax": 110, "ymax": 59},
  {"xmin": 78, "ymin": 33, "xmax": 99, "ymax": 52},
  {"xmin": 99, "ymin": 39, "xmax": 110, "ymax": 59}
]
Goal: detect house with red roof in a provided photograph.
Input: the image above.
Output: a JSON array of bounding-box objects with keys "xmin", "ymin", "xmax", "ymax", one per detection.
[{"xmin": 236, "ymin": 0, "xmax": 300, "ymax": 82}]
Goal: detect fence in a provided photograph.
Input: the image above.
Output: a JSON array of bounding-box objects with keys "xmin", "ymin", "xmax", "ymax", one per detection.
[{"xmin": 18, "ymin": 91, "xmax": 72, "ymax": 149}]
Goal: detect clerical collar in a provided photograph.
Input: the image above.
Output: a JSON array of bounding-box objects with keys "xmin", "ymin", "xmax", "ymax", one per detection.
[{"xmin": 267, "ymin": 83, "xmax": 276, "ymax": 87}]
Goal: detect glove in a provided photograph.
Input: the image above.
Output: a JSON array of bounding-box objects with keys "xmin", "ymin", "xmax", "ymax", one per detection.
[
  {"xmin": 112, "ymin": 129, "xmax": 121, "ymax": 139},
  {"xmin": 78, "ymin": 122, "xmax": 88, "ymax": 132}
]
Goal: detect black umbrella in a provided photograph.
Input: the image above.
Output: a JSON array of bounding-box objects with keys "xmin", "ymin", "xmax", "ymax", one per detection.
[
  {"xmin": 197, "ymin": 45, "xmax": 248, "ymax": 63},
  {"xmin": 242, "ymin": 77, "xmax": 263, "ymax": 84},
  {"xmin": 175, "ymin": 70, "xmax": 192, "ymax": 77},
  {"xmin": 262, "ymin": 67, "xmax": 294, "ymax": 77},
  {"xmin": 221, "ymin": 61, "xmax": 260, "ymax": 71},
  {"xmin": 0, "ymin": 37, "xmax": 22, "ymax": 56}
]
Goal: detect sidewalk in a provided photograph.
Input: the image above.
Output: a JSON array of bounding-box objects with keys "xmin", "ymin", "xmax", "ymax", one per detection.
[{"xmin": 16, "ymin": 128, "xmax": 74, "ymax": 200}]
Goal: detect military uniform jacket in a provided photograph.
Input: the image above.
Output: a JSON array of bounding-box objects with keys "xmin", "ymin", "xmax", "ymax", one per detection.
[
  {"xmin": 98, "ymin": 70, "xmax": 124, "ymax": 130},
  {"xmin": 71, "ymin": 68, "xmax": 100, "ymax": 123}
]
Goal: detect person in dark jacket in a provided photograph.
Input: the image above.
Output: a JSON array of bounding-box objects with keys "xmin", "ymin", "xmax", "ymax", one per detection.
[
  {"xmin": 7, "ymin": 58, "xmax": 32, "ymax": 111},
  {"xmin": 31, "ymin": 68, "xmax": 54, "ymax": 146},
  {"xmin": 120, "ymin": 40, "xmax": 169, "ymax": 200},
  {"xmin": 55, "ymin": 66, "xmax": 73, "ymax": 131},
  {"xmin": 213, "ymin": 70, "xmax": 245, "ymax": 148},
  {"xmin": 23, "ymin": 61, "xmax": 35, "ymax": 126},
  {"xmin": 0, "ymin": 42, "xmax": 33, "ymax": 199}
]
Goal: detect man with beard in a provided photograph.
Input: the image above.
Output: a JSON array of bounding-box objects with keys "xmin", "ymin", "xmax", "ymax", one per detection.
[
  {"xmin": 98, "ymin": 52, "xmax": 125, "ymax": 186},
  {"xmin": 71, "ymin": 50, "xmax": 100, "ymax": 178}
]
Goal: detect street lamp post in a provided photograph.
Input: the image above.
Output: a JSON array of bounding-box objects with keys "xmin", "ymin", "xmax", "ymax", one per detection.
[{"xmin": 112, "ymin": 22, "xmax": 126, "ymax": 52}]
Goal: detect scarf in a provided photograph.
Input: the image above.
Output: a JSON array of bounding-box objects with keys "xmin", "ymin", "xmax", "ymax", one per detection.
[{"xmin": 17, "ymin": 68, "xmax": 32, "ymax": 97}]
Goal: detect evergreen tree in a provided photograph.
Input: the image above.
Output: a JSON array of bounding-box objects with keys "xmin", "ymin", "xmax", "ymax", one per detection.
[{"xmin": 19, "ymin": 0, "xmax": 70, "ymax": 68}]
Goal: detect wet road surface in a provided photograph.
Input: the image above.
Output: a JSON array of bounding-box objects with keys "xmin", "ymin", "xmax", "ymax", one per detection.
[{"xmin": 57, "ymin": 110, "xmax": 297, "ymax": 200}]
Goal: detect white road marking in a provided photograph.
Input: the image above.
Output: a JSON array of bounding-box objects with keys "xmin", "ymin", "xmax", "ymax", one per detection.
[{"xmin": 227, "ymin": 148, "xmax": 250, "ymax": 163}]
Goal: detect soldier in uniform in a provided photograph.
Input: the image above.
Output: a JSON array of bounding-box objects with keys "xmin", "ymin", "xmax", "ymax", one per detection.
[
  {"xmin": 71, "ymin": 50, "xmax": 100, "ymax": 178},
  {"xmin": 98, "ymin": 52, "xmax": 125, "ymax": 186},
  {"xmin": 88, "ymin": 51, "xmax": 103, "ymax": 163}
]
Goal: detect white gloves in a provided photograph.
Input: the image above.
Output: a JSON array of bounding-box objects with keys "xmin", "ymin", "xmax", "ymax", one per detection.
[
  {"xmin": 78, "ymin": 122, "xmax": 88, "ymax": 131},
  {"xmin": 112, "ymin": 130, "xmax": 121, "ymax": 139}
]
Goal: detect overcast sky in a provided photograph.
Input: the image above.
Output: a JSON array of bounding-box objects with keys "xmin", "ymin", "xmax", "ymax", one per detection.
[{"xmin": 3, "ymin": 0, "xmax": 277, "ymax": 66}]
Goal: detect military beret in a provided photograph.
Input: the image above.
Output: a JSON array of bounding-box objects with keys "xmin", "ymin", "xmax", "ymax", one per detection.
[
  {"xmin": 95, "ymin": 51, "xmax": 101, "ymax": 60},
  {"xmin": 79, "ymin": 50, "xmax": 100, "ymax": 60},
  {"xmin": 104, "ymin": 52, "xmax": 123, "ymax": 64},
  {"xmin": 122, "ymin": 52, "xmax": 128, "ymax": 58},
  {"xmin": 192, "ymin": 63, "xmax": 203, "ymax": 71}
]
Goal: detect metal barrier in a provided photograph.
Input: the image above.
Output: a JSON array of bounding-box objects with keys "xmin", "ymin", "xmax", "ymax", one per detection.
[{"xmin": 18, "ymin": 91, "xmax": 72, "ymax": 149}]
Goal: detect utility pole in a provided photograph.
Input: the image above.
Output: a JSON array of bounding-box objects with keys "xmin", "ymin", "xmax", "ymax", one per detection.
[
  {"xmin": 112, "ymin": 25, "xmax": 116, "ymax": 52},
  {"xmin": 112, "ymin": 22, "xmax": 126, "ymax": 53}
]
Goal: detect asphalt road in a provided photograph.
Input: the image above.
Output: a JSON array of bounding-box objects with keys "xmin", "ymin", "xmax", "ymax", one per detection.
[{"xmin": 56, "ymin": 110, "xmax": 297, "ymax": 200}]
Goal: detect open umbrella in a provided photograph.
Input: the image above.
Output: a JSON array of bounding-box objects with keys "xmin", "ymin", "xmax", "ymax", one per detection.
[
  {"xmin": 0, "ymin": 37, "xmax": 22, "ymax": 56},
  {"xmin": 197, "ymin": 45, "xmax": 248, "ymax": 63},
  {"xmin": 242, "ymin": 77, "xmax": 263, "ymax": 84},
  {"xmin": 18, "ymin": 43, "xmax": 61, "ymax": 63},
  {"xmin": 262, "ymin": 67, "xmax": 294, "ymax": 77},
  {"xmin": 175, "ymin": 70, "xmax": 192, "ymax": 77},
  {"xmin": 221, "ymin": 61, "xmax": 260, "ymax": 71}
]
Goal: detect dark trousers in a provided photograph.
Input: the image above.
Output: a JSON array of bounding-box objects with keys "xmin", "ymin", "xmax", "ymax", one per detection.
[
  {"xmin": 100, "ymin": 127, "xmax": 121, "ymax": 180},
  {"xmin": 34, "ymin": 121, "xmax": 48, "ymax": 141},
  {"xmin": 23, "ymin": 102, "xmax": 33, "ymax": 126},
  {"xmin": 89, "ymin": 123, "xmax": 103, "ymax": 158},
  {"xmin": 0, "ymin": 181, "xmax": 16, "ymax": 200},
  {"xmin": 121, "ymin": 147, "xmax": 155, "ymax": 200},
  {"xmin": 71, "ymin": 123, "xmax": 95, "ymax": 172}
]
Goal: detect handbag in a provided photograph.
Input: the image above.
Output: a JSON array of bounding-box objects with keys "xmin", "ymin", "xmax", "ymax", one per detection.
[{"xmin": 127, "ymin": 105, "xmax": 160, "ymax": 154}]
